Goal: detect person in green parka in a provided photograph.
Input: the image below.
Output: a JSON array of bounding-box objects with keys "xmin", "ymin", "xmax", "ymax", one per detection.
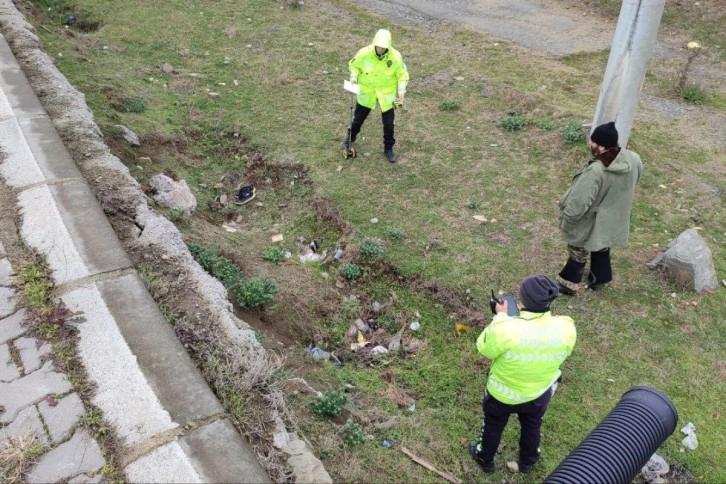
[
  {"xmin": 341, "ymin": 29, "xmax": 409, "ymax": 163},
  {"xmin": 557, "ymin": 122, "xmax": 644, "ymax": 294}
]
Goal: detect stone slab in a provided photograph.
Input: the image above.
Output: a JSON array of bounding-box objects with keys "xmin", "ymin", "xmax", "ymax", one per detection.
[
  {"xmin": 178, "ymin": 419, "xmax": 270, "ymax": 483},
  {"xmin": 0, "ymin": 342, "xmax": 19, "ymax": 382},
  {"xmin": 38, "ymin": 392, "xmax": 84, "ymax": 445},
  {"xmin": 124, "ymin": 440, "xmax": 202, "ymax": 483},
  {"xmin": 0, "ymin": 240, "xmax": 5, "ymax": 257},
  {"xmin": 0, "ymin": 286, "xmax": 16, "ymax": 318},
  {"xmin": 0, "ymin": 405, "xmax": 48, "ymax": 447},
  {"xmin": 67, "ymin": 474, "xmax": 102, "ymax": 484},
  {"xmin": 15, "ymin": 336, "xmax": 51, "ymax": 373},
  {"xmin": 0, "ymin": 33, "xmax": 22, "ymax": 71},
  {"xmin": 0, "ymin": 67, "xmax": 46, "ymax": 117},
  {"xmin": 61, "ymin": 284, "xmax": 177, "ymax": 446},
  {"xmin": 0, "ymin": 257, "xmax": 14, "ymax": 285},
  {"xmin": 0, "ymin": 308, "xmax": 29, "ymax": 344},
  {"xmin": 17, "ymin": 182, "xmax": 132, "ymax": 286},
  {"xmin": 98, "ymin": 273, "xmax": 223, "ymax": 424},
  {"xmin": 28, "ymin": 429, "xmax": 105, "ymax": 483},
  {"xmin": 0, "ymin": 83, "xmax": 11, "ymax": 122},
  {"xmin": 0, "ymin": 117, "xmax": 49, "ymax": 187},
  {"xmin": 0, "ymin": 361, "xmax": 72, "ymax": 423},
  {"xmin": 3, "ymin": 113, "xmax": 83, "ymax": 182}
]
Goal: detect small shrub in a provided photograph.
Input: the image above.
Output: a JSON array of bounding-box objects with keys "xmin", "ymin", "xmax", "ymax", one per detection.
[
  {"xmin": 187, "ymin": 243, "xmax": 219, "ymax": 272},
  {"xmin": 311, "ymin": 391, "xmax": 347, "ymax": 418},
  {"xmin": 562, "ymin": 121, "xmax": 584, "ymax": 143},
  {"xmin": 439, "ymin": 100, "xmax": 461, "ymax": 111},
  {"xmin": 262, "ymin": 245, "xmax": 287, "ymax": 263},
  {"xmin": 359, "ymin": 239, "xmax": 384, "ymax": 258},
  {"xmin": 211, "ymin": 259, "xmax": 244, "ymax": 289},
  {"xmin": 387, "ymin": 227, "xmax": 405, "ymax": 241},
  {"xmin": 119, "ymin": 95, "xmax": 147, "ymax": 113},
  {"xmin": 500, "ymin": 115, "xmax": 524, "ymax": 131},
  {"xmin": 681, "ymin": 85, "xmax": 706, "ymax": 105},
  {"xmin": 532, "ymin": 118, "xmax": 556, "ymax": 130},
  {"xmin": 339, "ymin": 419, "xmax": 366, "ymax": 447},
  {"xmin": 237, "ymin": 278, "xmax": 278, "ymax": 308},
  {"xmin": 339, "ymin": 263, "xmax": 361, "ymax": 281},
  {"xmin": 168, "ymin": 209, "xmax": 185, "ymax": 222},
  {"xmin": 466, "ymin": 199, "xmax": 480, "ymax": 210}
]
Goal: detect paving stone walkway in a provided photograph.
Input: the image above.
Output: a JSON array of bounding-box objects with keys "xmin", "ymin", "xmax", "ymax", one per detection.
[{"xmin": 0, "ymin": 240, "xmax": 106, "ymax": 483}]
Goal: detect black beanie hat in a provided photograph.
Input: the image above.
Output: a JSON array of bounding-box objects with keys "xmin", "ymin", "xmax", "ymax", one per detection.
[
  {"xmin": 590, "ymin": 121, "xmax": 619, "ymax": 148},
  {"xmin": 519, "ymin": 275, "xmax": 560, "ymax": 312}
]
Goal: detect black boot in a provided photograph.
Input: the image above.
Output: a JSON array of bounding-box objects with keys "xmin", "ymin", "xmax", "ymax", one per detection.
[
  {"xmin": 558, "ymin": 257, "xmax": 585, "ymax": 296},
  {"xmin": 588, "ymin": 249, "xmax": 612, "ymax": 289}
]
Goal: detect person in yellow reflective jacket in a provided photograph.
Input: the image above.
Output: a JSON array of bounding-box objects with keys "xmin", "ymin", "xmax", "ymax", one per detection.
[
  {"xmin": 341, "ymin": 29, "xmax": 409, "ymax": 163},
  {"xmin": 469, "ymin": 275, "xmax": 577, "ymax": 475}
]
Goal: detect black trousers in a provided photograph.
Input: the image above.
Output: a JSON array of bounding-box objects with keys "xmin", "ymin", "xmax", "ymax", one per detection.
[
  {"xmin": 349, "ymin": 102, "xmax": 395, "ymax": 150},
  {"xmin": 559, "ymin": 245, "xmax": 612, "ymax": 285},
  {"xmin": 476, "ymin": 388, "xmax": 552, "ymax": 466}
]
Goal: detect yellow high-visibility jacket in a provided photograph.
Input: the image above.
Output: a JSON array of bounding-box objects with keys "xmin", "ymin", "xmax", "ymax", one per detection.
[
  {"xmin": 476, "ymin": 311, "xmax": 576, "ymax": 405},
  {"xmin": 349, "ymin": 29, "xmax": 409, "ymax": 112}
]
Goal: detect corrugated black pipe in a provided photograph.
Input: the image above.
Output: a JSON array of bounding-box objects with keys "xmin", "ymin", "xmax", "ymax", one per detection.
[{"xmin": 545, "ymin": 386, "xmax": 678, "ymax": 484}]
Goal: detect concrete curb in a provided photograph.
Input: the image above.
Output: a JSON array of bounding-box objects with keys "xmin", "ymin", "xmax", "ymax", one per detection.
[{"xmin": 0, "ymin": 8, "xmax": 270, "ymax": 484}]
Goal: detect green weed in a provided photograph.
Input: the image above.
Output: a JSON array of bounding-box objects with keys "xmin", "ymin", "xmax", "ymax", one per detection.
[
  {"xmin": 311, "ymin": 390, "xmax": 347, "ymax": 418},
  {"xmin": 339, "ymin": 419, "xmax": 366, "ymax": 447},
  {"xmin": 562, "ymin": 121, "xmax": 585, "ymax": 143},
  {"xmin": 359, "ymin": 239, "xmax": 384, "ymax": 258},
  {"xmin": 681, "ymin": 85, "xmax": 706, "ymax": 104},
  {"xmin": 237, "ymin": 278, "xmax": 278, "ymax": 308},
  {"xmin": 500, "ymin": 115, "xmax": 524, "ymax": 131},
  {"xmin": 339, "ymin": 263, "xmax": 361, "ymax": 280},
  {"xmin": 118, "ymin": 95, "xmax": 147, "ymax": 113},
  {"xmin": 438, "ymin": 100, "xmax": 461, "ymax": 111},
  {"xmin": 262, "ymin": 245, "xmax": 287, "ymax": 263}
]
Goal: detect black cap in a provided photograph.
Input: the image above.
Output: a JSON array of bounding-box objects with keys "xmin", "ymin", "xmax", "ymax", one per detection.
[
  {"xmin": 590, "ymin": 121, "xmax": 619, "ymax": 148},
  {"xmin": 519, "ymin": 275, "xmax": 559, "ymax": 312}
]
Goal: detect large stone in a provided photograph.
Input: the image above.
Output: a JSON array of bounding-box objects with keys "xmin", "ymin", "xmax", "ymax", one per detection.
[
  {"xmin": 1, "ymin": 405, "xmax": 48, "ymax": 447},
  {"xmin": 0, "ymin": 308, "xmax": 29, "ymax": 344},
  {"xmin": 0, "ymin": 361, "xmax": 72, "ymax": 423},
  {"xmin": 14, "ymin": 336, "xmax": 51, "ymax": 374},
  {"xmin": 114, "ymin": 124, "xmax": 140, "ymax": 146},
  {"xmin": 0, "ymin": 286, "xmax": 17, "ymax": 318},
  {"xmin": 28, "ymin": 429, "xmax": 105, "ymax": 483},
  {"xmin": 0, "ymin": 343, "xmax": 20, "ymax": 382},
  {"xmin": 149, "ymin": 173, "xmax": 197, "ymax": 214},
  {"xmin": 647, "ymin": 229, "xmax": 718, "ymax": 293},
  {"xmin": 0, "ymin": 258, "xmax": 14, "ymax": 285},
  {"xmin": 38, "ymin": 392, "xmax": 84, "ymax": 444},
  {"xmin": 282, "ymin": 438, "xmax": 333, "ymax": 484}
]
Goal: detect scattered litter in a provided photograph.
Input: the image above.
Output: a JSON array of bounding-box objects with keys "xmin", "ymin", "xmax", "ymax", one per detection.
[
  {"xmin": 337, "ymin": 165, "xmax": 343, "ymax": 172},
  {"xmin": 506, "ymin": 461, "xmax": 519, "ymax": 473},
  {"xmin": 350, "ymin": 340, "xmax": 370, "ymax": 351},
  {"xmin": 382, "ymin": 439, "xmax": 394, "ymax": 448},
  {"xmin": 306, "ymin": 346, "xmax": 331, "ymax": 362},
  {"xmin": 642, "ymin": 453, "xmax": 669, "ymax": 482},
  {"xmin": 687, "ymin": 41, "xmax": 701, "ymax": 49},
  {"xmin": 400, "ymin": 447, "xmax": 461, "ymax": 484},
  {"xmin": 271, "ymin": 233, "xmax": 284, "ymax": 242},
  {"xmin": 659, "ymin": 184, "xmax": 668, "ymax": 189},
  {"xmin": 333, "ymin": 248, "xmax": 344, "ymax": 260},
  {"xmin": 219, "ymin": 194, "xmax": 227, "ymax": 205},
  {"xmin": 472, "ymin": 215, "xmax": 488, "ymax": 222},
  {"xmin": 299, "ymin": 251, "xmax": 324, "ymax": 263},
  {"xmin": 222, "ymin": 222, "xmax": 239, "ymax": 233},
  {"xmin": 371, "ymin": 218, "xmax": 379, "ymax": 224},
  {"xmin": 357, "ymin": 330, "xmax": 365, "ymax": 343},
  {"xmin": 489, "ymin": 143, "xmax": 498, "ymax": 147},
  {"xmin": 407, "ymin": 404, "xmax": 416, "ymax": 412},
  {"xmin": 372, "ymin": 345, "xmax": 389, "ymax": 355},
  {"xmin": 321, "ymin": 271, "xmax": 329, "ymax": 279},
  {"xmin": 607, "ymin": 378, "xmax": 615, "ymax": 383},
  {"xmin": 409, "ymin": 321, "xmax": 420, "ymax": 331},
  {"xmin": 453, "ymin": 76, "xmax": 465, "ymax": 81},
  {"xmin": 680, "ymin": 422, "xmax": 698, "ymax": 450},
  {"xmin": 372, "ymin": 301, "xmax": 381, "ymax": 312},
  {"xmin": 296, "ymin": 235, "xmax": 306, "ymax": 243},
  {"xmin": 454, "ymin": 323, "xmax": 469, "ymax": 336},
  {"xmin": 388, "ymin": 327, "xmax": 405, "ymax": 351}
]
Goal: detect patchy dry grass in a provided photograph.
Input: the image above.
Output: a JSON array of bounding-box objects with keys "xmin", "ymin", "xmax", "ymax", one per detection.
[{"xmin": 20, "ymin": 0, "xmax": 726, "ymax": 482}]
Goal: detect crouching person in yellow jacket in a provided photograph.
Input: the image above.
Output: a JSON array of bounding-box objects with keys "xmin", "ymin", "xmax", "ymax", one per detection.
[
  {"xmin": 469, "ymin": 275, "xmax": 577, "ymax": 475},
  {"xmin": 342, "ymin": 29, "xmax": 409, "ymax": 163}
]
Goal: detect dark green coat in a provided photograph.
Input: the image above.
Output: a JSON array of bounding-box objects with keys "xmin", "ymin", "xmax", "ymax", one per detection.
[{"xmin": 559, "ymin": 149, "xmax": 643, "ymax": 251}]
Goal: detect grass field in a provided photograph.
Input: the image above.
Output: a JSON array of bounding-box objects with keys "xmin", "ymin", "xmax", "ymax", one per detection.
[{"xmin": 21, "ymin": 0, "xmax": 725, "ymax": 482}]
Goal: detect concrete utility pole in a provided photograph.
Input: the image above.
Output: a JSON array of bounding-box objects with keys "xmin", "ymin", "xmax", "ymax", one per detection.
[{"xmin": 592, "ymin": 0, "xmax": 666, "ymax": 147}]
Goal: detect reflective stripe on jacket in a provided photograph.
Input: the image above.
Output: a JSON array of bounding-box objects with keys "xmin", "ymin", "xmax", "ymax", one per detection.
[{"xmin": 476, "ymin": 311, "xmax": 576, "ymax": 405}]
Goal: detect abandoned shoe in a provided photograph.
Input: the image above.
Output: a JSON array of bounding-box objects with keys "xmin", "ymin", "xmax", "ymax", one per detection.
[
  {"xmin": 234, "ymin": 186, "xmax": 256, "ymax": 205},
  {"xmin": 468, "ymin": 442, "xmax": 495, "ymax": 474},
  {"xmin": 384, "ymin": 149, "xmax": 396, "ymax": 163},
  {"xmin": 557, "ymin": 281, "xmax": 577, "ymax": 296}
]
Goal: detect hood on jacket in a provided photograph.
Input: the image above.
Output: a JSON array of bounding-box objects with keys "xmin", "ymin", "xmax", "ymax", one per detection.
[
  {"xmin": 372, "ymin": 29, "xmax": 392, "ymax": 50},
  {"xmin": 605, "ymin": 149, "xmax": 634, "ymax": 174}
]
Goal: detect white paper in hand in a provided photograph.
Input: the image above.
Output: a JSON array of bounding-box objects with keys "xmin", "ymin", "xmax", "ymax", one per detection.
[{"xmin": 344, "ymin": 80, "xmax": 360, "ymax": 95}]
